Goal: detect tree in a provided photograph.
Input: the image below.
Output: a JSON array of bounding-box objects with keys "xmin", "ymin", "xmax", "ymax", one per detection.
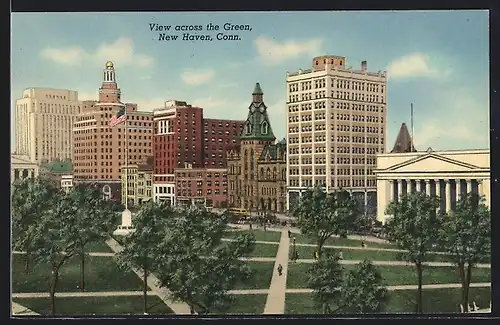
[
  {"xmin": 154, "ymin": 207, "xmax": 255, "ymax": 314},
  {"xmin": 69, "ymin": 183, "xmax": 118, "ymax": 291},
  {"xmin": 307, "ymin": 251, "xmax": 344, "ymax": 313},
  {"xmin": 115, "ymin": 201, "xmax": 171, "ymax": 314},
  {"xmin": 340, "ymin": 260, "xmax": 388, "ymax": 313},
  {"xmin": 29, "ymin": 189, "xmax": 86, "ymax": 315},
  {"xmin": 11, "ymin": 178, "xmax": 58, "ymax": 274},
  {"xmin": 294, "ymin": 186, "xmax": 359, "ymax": 257},
  {"xmin": 439, "ymin": 193, "xmax": 491, "ymax": 312},
  {"xmin": 385, "ymin": 191, "xmax": 442, "ymax": 313}
]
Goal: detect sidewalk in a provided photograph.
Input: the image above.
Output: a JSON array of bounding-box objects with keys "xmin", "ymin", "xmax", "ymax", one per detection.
[
  {"xmin": 105, "ymin": 237, "xmax": 194, "ymax": 315},
  {"xmin": 295, "ymin": 259, "xmax": 491, "ymax": 268},
  {"xmin": 263, "ymin": 229, "xmax": 290, "ymax": 314},
  {"xmin": 12, "ymin": 302, "xmax": 39, "ymax": 316}
]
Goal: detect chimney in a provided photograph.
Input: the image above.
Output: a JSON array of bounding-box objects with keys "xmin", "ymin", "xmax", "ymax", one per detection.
[{"xmin": 361, "ymin": 61, "xmax": 367, "ymax": 71}]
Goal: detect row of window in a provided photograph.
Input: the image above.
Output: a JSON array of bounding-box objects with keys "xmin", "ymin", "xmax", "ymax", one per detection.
[
  {"xmin": 289, "ymin": 91, "xmax": 384, "ymax": 103},
  {"xmin": 289, "ymin": 78, "xmax": 384, "ymax": 93},
  {"xmin": 288, "ymin": 179, "xmax": 376, "ymax": 188}
]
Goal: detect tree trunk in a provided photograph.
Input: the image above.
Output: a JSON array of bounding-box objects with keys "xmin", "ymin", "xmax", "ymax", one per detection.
[
  {"xmin": 458, "ymin": 262, "xmax": 466, "ymax": 312},
  {"xmin": 416, "ymin": 262, "xmax": 423, "ymax": 313},
  {"xmin": 50, "ymin": 263, "xmax": 59, "ymax": 315},
  {"xmin": 464, "ymin": 263, "xmax": 473, "ymax": 311},
  {"xmin": 80, "ymin": 253, "xmax": 85, "ymax": 292},
  {"xmin": 190, "ymin": 304, "xmax": 195, "ymax": 315},
  {"xmin": 143, "ymin": 264, "xmax": 148, "ymax": 314}
]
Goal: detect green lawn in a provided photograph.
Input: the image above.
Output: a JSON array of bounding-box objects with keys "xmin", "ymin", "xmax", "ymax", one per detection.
[
  {"xmin": 224, "ymin": 230, "xmax": 281, "ymax": 242},
  {"xmin": 247, "ymin": 243, "xmax": 278, "ymax": 258},
  {"xmin": 210, "ymin": 294, "xmax": 267, "ymax": 314},
  {"xmin": 234, "ymin": 262, "xmax": 274, "ymax": 290},
  {"xmin": 285, "ymin": 287, "xmax": 491, "ymax": 314},
  {"xmin": 291, "ymin": 245, "xmax": 453, "ymax": 262},
  {"xmin": 86, "ymin": 241, "xmax": 114, "ymax": 253},
  {"xmin": 292, "ymin": 234, "xmax": 395, "ymax": 249},
  {"xmin": 286, "ymin": 263, "xmax": 491, "ymax": 288},
  {"xmin": 12, "ymin": 254, "xmax": 143, "ymax": 293},
  {"xmin": 13, "ymin": 295, "xmax": 174, "ymax": 315}
]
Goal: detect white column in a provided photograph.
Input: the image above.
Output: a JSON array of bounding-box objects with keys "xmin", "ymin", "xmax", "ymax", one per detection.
[
  {"xmin": 436, "ymin": 179, "xmax": 443, "ymax": 212},
  {"xmin": 406, "ymin": 179, "xmax": 413, "ymax": 194},
  {"xmin": 397, "ymin": 179, "xmax": 403, "ymax": 200},
  {"xmin": 445, "ymin": 179, "xmax": 452, "ymax": 212},
  {"xmin": 27, "ymin": 169, "xmax": 32, "ymax": 178},
  {"xmin": 478, "ymin": 179, "xmax": 484, "ymax": 196},
  {"xmin": 466, "ymin": 179, "xmax": 472, "ymax": 195},
  {"xmin": 425, "ymin": 179, "xmax": 431, "ymax": 195},
  {"xmin": 11, "ymin": 169, "xmax": 15, "ymax": 183},
  {"xmin": 389, "ymin": 180, "xmax": 395, "ymax": 202},
  {"xmin": 416, "ymin": 180, "xmax": 422, "ymax": 192}
]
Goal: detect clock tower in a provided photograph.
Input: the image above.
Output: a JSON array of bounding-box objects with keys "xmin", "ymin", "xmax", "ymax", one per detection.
[{"xmin": 237, "ymin": 83, "xmax": 276, "ymax": 213}]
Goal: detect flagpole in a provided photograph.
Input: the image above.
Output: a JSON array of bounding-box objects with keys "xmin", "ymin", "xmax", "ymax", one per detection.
[{"xmin": 124, "ymin": 106, "xmax": 128, "ymax": 211}]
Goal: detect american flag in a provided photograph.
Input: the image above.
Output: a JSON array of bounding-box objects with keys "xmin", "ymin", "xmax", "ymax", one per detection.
[{"xmin": 109, "ymin": 108, "xmax": 126, "ymax": 127}]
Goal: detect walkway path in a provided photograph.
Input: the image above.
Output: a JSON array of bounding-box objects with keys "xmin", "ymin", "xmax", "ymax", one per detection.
[
  {"xmin": 12, "ymin": 291, "xmax": 155, "ymax": 298},
  {"xmin": 263, "ymin": 229, "xmax": 290, "ymax": 314},
  {"xmin": 105, "ymin": 238, "xmax": 193, "ymax": 315},
  {"xmin": 11, "ymin": 302, "xmax": 39, "ymax": 316},
  {"xmin": 294, "ymin": 259, "xmax": 491, "ymax": 268},
  {"xmin": 12, "ymin": 251, "xmax": 114, "ymax": 257},
  {"xmin": 285, "ymin": 282, "xmax": 492, "ymax": 293}
]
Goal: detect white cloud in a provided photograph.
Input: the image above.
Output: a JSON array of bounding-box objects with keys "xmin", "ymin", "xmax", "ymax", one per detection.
[
  {"xmin": 387, "ymin": 53, "xmax": 451, "ymax": 80},
  {"xmin": 40, "ymin": 38, "xmax": 154, "ymax": 68},
  {"xmin": 180, "ymin": 70, "xmax": 215, "ymax": 85},
  {"xmin": 397, "ymin": 88, "xmax": 489, "ymax": 151},
  {"xmin": 254, "ymin": 36, "xmax": 323, "ymax": 65}
]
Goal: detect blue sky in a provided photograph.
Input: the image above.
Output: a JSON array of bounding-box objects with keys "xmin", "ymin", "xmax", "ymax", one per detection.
[{"xmin": 11, "ymin": 10, "xmax": 489, "ymax": 151}]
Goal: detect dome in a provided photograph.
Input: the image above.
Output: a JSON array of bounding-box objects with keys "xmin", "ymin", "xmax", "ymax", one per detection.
[{"xmin": 105, "ymin": 61, "xmax": 114, "ymax": 68}]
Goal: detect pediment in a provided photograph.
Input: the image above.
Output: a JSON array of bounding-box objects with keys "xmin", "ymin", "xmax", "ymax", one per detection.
[
  {"xmin": 385, "ymin": 153, "xmax": 483, "ymax": 173},
  {"xmin": 11, "ymin": 154, "xmax": 35, "ymax": 165}
]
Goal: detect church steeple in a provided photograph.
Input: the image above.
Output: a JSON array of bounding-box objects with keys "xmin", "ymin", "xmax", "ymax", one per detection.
[
  {"xmin": 391, "ymin": 122, "xmax": 417, "ymax": 153},
  {"xmin": 98, "ymin": 61, "xmax": 121, "ymax": 103},
  {"xmin": 240, "ymin": 83, "xmax": 275, "ymax": 141},
  {"xmin": 252, "ymin": 82, "xmax": 263, "ymax": 104}
]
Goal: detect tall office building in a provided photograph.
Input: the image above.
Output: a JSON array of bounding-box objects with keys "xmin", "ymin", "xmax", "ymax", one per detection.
[
  {"xmin": 14, "ymin": 88, "xmax": 85, "ymax": 164},
  {"xmin": 286, "ymin": 55, "xmax": 387, "ymax": 214},
  {"xmin": 72, "ymin": 61, "xmax": 153, "ymax": 201}
]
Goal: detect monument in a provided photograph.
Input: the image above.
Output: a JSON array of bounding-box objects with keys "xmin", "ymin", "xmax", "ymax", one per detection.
[{"xmin": 113, "ymin": 208, "xmax": 135, "ymax": 236}]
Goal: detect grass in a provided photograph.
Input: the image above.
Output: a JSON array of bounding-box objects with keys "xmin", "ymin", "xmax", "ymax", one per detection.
[
  {"xmin": 286, "ymin": 263, "xmax": 491, "ymax": 288},
  {"xmin": 291, "ymin": 245, "xmax": 453, "ymax": 262},
  {"xmin": 12, "ymin": 254, "xmax": 143, "ymax": 293},
  {"xmin": 13, "ymin": 295, "xmax": 174, "ymax": 315},
  {"xmin": 234, "ymin": 262, "xmax": 274, "ymax": 290},
  {"xmin": 285, "ymin": 287, "xmax": 491, "ymax": 314},
  {"xmin": 292, "ymin": 233, "xmax": 395, "ymax": 249},
  {"xmin": 210, "ymin": 294, "xmax": 267, "ymax": 315},
  {"xmin": 224, "ymin": 230, "xmax": 281, "ymax": 242},
  {"xmin": 86, "ymin": 241, "xmax": 114, "ymax": 253},
  {"xmin": 247, "ymin": 243, "xmax": 278, "ymax": 258}
]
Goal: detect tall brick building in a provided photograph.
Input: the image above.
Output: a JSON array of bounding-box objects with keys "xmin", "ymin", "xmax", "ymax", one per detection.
[
  {"xmin": 152, "ymin": 101, "xmax": 245, "ymax": 206},
  {"xmin": 72, "ymin": 61, "xmax": 153, "ymax": 201}
]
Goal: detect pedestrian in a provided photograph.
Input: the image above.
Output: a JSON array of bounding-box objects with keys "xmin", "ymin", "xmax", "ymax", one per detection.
[
  {"xmin": 312, "ymin": 251, "xmax": 316, "ymax": 260},
  {"xmin": 277, "ymin": 264, "xmax": 283, "ymax": 276},
  {"xmin": 361, "ymin": 241, "xmax": 366, "ymax": 248},
  {"xmin": 288, "ymin": 230, "xmax": 291, "ymax": 238},
  {"xmin": 249, "ymin": 223, "xmax": 253, "ymax": 230}
]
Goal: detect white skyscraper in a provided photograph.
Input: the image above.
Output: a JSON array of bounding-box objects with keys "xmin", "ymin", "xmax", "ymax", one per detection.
[
  {"xmin": 286, "ymin": 55, "xmax": 388, "ymax": 214},
  {"xmin": 14, "ymin": 88, "xmax": 84, "ymax": 164}
]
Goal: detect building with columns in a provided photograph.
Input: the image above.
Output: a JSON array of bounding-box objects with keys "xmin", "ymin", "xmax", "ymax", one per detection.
[
  {"xmin": 374, "ymin": 147, "xmax": 490, "ymax": 224},
  {"xmin": 11, "ymin": 154, "xmax": 39, "ymax": 183}
]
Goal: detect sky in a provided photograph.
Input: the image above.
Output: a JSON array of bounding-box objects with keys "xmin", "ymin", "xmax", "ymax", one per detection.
[{"xmin": 11, "ymin": 11, "xmax": 490, "ymax": 152}]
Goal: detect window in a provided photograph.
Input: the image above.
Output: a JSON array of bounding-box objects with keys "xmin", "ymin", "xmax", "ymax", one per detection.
[
  {"xmin": 261, "ymin": 120, "xmax": 269, "ymax": 135},
  {"xmin": 245, "ymin": 121, "xmax": 252, "ymax": 134}
]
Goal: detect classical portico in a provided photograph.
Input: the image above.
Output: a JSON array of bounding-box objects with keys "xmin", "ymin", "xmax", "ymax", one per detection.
[
  {"xmin": 11, "ymin": 154, "xmax": 39, "ymax": 183},
  {"xmin": 374, "ymin": 148, "xmax": 490, "ymax": 224}
]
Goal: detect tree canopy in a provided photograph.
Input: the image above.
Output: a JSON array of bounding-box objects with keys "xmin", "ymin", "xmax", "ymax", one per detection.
[
  {"xmin": 307, "ymin": 251, "xmax": 344, "ymax": 313},
  {"xmin": 340, "ymin": 260, "xmax": 388, "ymax": 313},
  {"xmin": 153, "ymin": 207, "xmax": 255, "ymax": 314},
  {"xmin": 439, "ymin": 193, "xmax": 491, "ymax": 311},
  {"xmin": 385, "ymin": 191, "xmax": 442, "ymax": 313},
  {"xmin": 294, "ymin": 186, "xmax": 359, "ymax": 254}
]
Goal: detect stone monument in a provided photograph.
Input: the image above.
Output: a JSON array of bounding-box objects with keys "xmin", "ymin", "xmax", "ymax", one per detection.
[{"xmin": 113, "ymin": 208, "xmax": 135, "ymax": 236}]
